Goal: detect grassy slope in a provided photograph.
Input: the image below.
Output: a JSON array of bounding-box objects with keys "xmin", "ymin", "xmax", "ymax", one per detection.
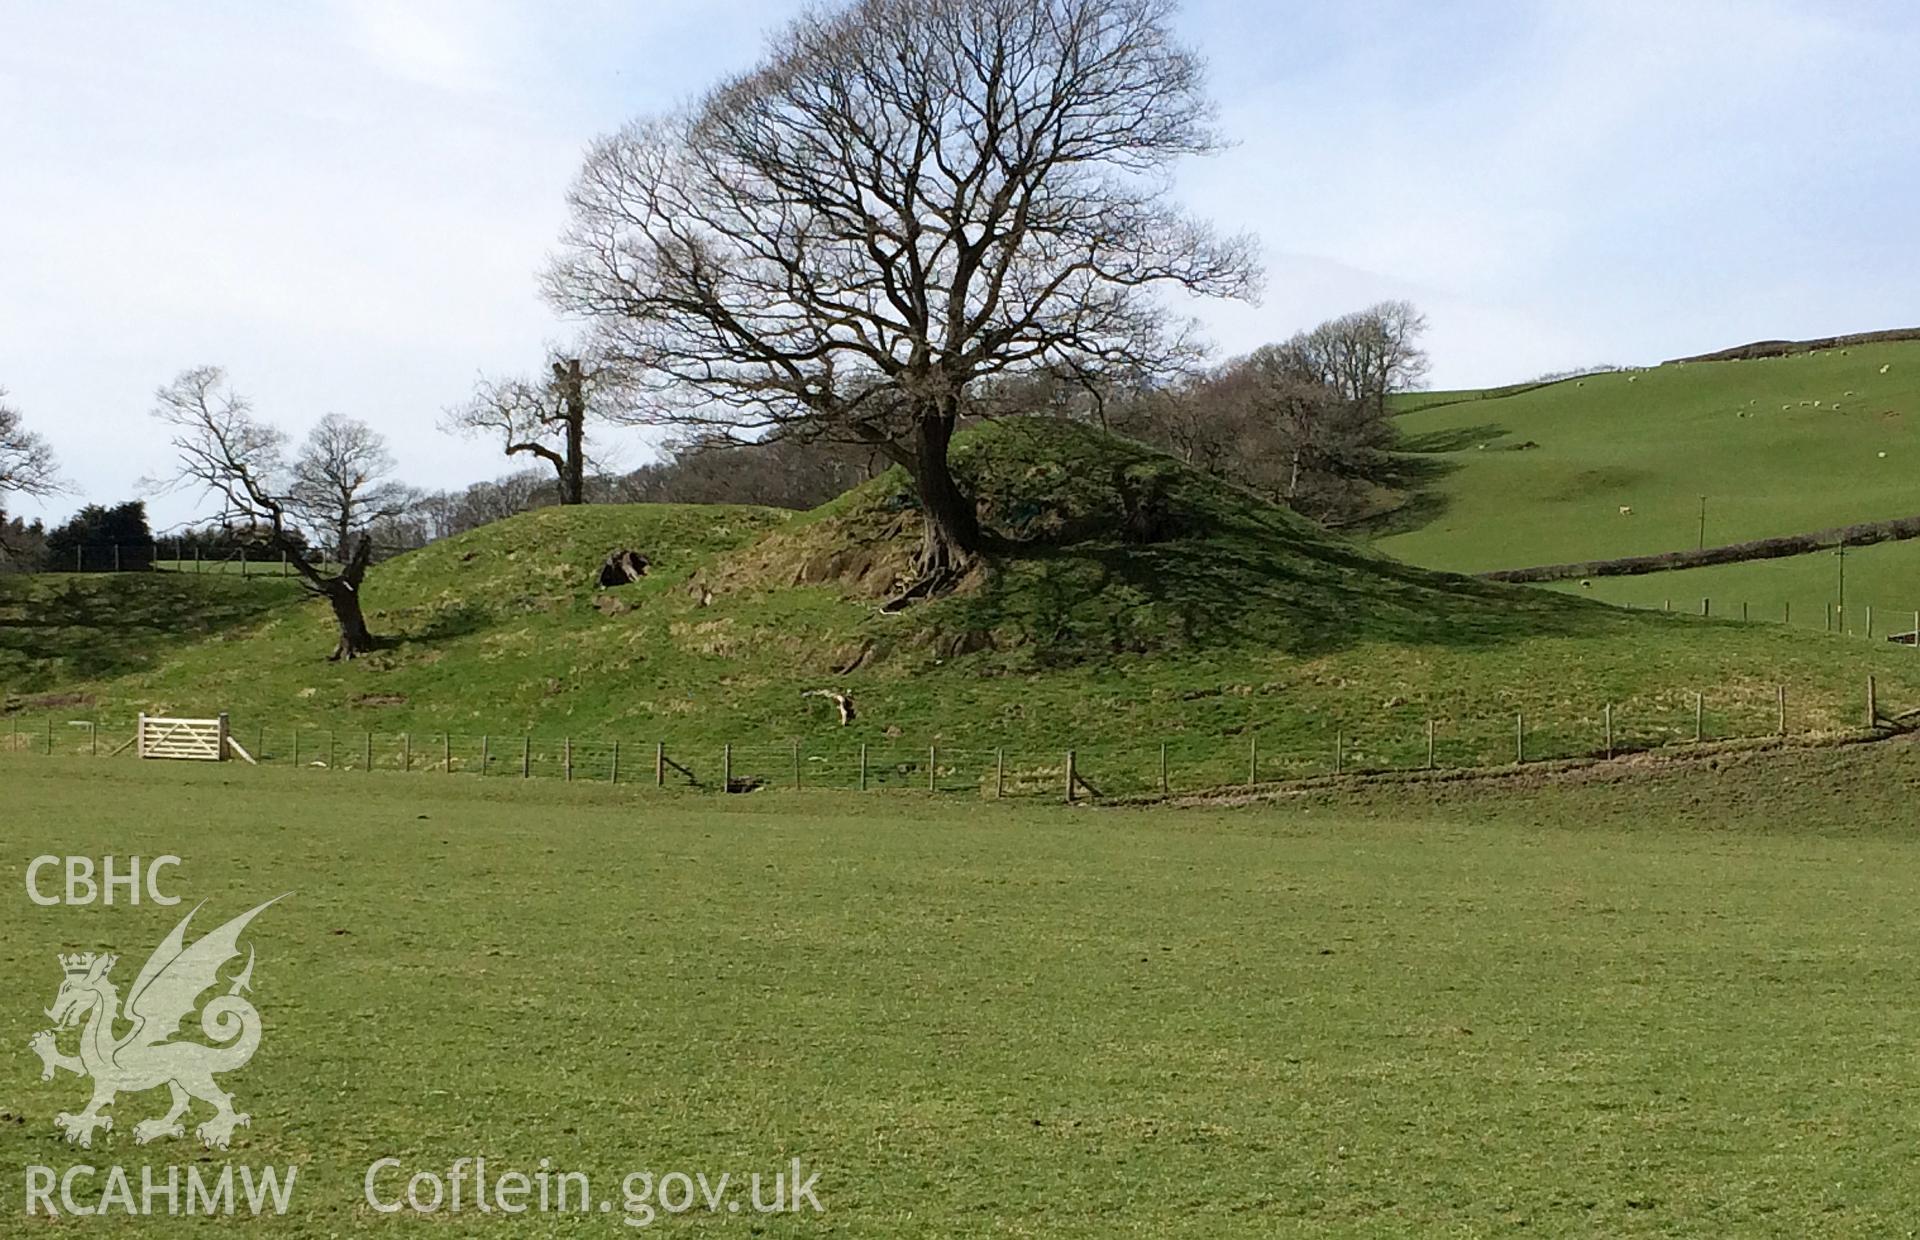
[
  {"xmin": 6, "ymin": 420, "xmax": 1919, "ymax": 787},
  {"xmin": 10, "ymin": 748, "xmax": 1920, "ymax": 1236},
  {"xmin": 1382, "ymin": 340, "xmax": 1920, "ymax": 574}
]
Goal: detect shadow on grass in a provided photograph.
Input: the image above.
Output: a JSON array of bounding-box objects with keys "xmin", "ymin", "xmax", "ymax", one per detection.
[{"xmin": 0, "ymin": 574, "xmax": 301, "ymax": 696}]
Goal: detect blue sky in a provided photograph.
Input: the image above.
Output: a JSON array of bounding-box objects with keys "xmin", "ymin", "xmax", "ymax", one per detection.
[{"xmin": 3, "ymin": 0, "xmax": 1917, "ymax": 525}]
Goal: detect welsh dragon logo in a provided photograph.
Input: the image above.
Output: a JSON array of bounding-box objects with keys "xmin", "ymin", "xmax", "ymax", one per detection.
[{"xmin": 28, "ymin": 896, "xmax": 286, "ymax": 1150}]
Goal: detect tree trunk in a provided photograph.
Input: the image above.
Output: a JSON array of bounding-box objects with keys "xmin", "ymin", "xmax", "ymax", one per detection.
[
  {"xmin": 321, "ymin": 579, "xmax": 375, "ymax": 661},
  {"xmin": 554, "ymin": 358, "xmax": 587, "ymax": 505},
  {"xmin": 883, "ymin": 410, "xmax": 981, "ymax": 610}
]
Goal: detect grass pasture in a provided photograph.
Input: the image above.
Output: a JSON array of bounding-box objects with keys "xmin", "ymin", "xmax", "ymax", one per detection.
[
  {"xmin": 7, "ymin": 752, "xmax": 1920, "ymax": 1235},
  {"xmin": 1382, "ymin": 341, "xmax": 1920, "ymax": 573}
]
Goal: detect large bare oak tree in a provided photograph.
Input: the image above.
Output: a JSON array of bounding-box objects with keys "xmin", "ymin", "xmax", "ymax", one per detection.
[
  {"xmin": 152, "ymin": 367, "xmax": 379, "ymax": 660},
  {"xmin": 545, "ymin": 0, "xmax": 1257, "ymax": 597}
]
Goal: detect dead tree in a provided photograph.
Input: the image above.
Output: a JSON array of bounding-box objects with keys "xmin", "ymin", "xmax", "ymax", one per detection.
[
  {"xmin": 545, "ymin": 0, "xmax": 1258, "ymax": 601},
  {"xmin": 0, "ymin": 386, "xmax": 60, "ymax": 503},
  {"xmin": 152, "ymin": 367, "xmax": 380, "ymax": 660},
  {"xmin": 443, "ymin": 351, "xmax": 628, "ymax": 505}
]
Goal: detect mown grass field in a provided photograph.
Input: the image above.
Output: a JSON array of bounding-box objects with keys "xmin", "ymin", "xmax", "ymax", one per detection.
[
  {"xmin": 1382, "ymin": 340, "xmax": 1920, "ymax": 574},
  {"xmin": 6, "ymin": 749, "xmax": 1920, "ymax": 1235}
]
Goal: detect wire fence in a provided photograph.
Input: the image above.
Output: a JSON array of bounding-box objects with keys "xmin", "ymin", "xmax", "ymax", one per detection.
[{"xmin": 1, "ymin": 678, "xmax": 1894, "ymax": 801}]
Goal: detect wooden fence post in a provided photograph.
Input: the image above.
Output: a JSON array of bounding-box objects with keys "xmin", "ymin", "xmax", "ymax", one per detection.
[
  {"xmin": 928, "ymin": 744, "xmax": 937, "ymax": 793},
  {"xmin": 723, "ymin": 743, "xmax": 732, "ymax": 791},
  {"xmin": 1783, "ymin": 601, "xmax": 1790, "ymax": 625},
  {"xmin": 1701, "ymin": 598, "xmax": 1709, "ymax": 617},
  {"xmin": 1603, "ymin": 702, "xmax": 1613, "ymax": 760},
  {"xmin": 402, "ymin": 732, "xmax": 410, "ymax": 772},
  {"xmin": 328, "ymin": 730, "xmax": 336, "ymax": 771},
  {"xmin": 1426, "ymin": 718, "xmax": 1436, "ymax": 770},
  {"xmin": 1247, "ymin": 735, "xmax": 1257, "ymax": 786},
  {"xmin": 611, "ymin": 740, "xmax": 620, "ymax": 785},
  {"xmin": 1741, "ymin": 601, "xmax": 1748, "ymax": 622},
  {"xmin": 564, "ymin": 737, "xmax": 573, "ymax": 782},
  {"xmin": 1777, "ymin": 685, "xmax": 1786, "ymax": 736},
  {"xmin": 792, "ymin": 739, "xmax": 800, "ymax": 790},
  {"xmin": 1867, "ymin": 606, "xmax": 1875, "ymax": 639},
  {"xmin": 1694, "ymin": 692, "xmax": 1704, "ymax": 743},
  {"xmin": 1334, "ymin": 727, "xmax": 1343, "ymax": 776},
  {"xmin": 862, "ymin": 743, "xmax": 870, "ymax": 793},
  {"xmin": 1065, "ymin": 750, "xmax": 1077, "ymax": 804},
  {"xmin": 481, "ymin": 735, "xmax": 490, "ymax": 776},
  {"xmin": 443, "ymin": 733, "xmax": 451, "ymax": 773},
  {"xmin": 1515, "ymin": 712, "xmax": 1524, "ymax": 764},
  {"xmin": 1868, "ymin": 675, "xmax": 1878, "ymax": 727},
  {"xmin": 656, "ymin": 742, "xmax": 665, "ymax": 788},
  {"xmin": 364, "ymin": 731, "xmax": 373, "ymax": 772},
  {"xmin": 91, "ymin": 719, "xmax": 98, "ymax": 757},
  {"xmin": 522, "ymin": 736, "xmax": 530, "ymax": 778},
  {"xmin": 992, "ymin": 747, "xmax": 1001, "ymax": 799},
  {"xmin": 291, "ymin": 729, "xmax": 298, "ymax": 767},
  {"xmin": 1159, "ymin": 743, "xmax": 1168, "ymax": 795}
]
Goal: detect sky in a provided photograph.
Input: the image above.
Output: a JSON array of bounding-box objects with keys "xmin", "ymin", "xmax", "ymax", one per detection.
[{"xmin": 3, "ymin": 0, "xmax": 1918, "ymax": 527}]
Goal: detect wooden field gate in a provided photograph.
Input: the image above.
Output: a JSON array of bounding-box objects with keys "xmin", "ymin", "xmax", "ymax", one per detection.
[{"xmin": 136, "ymin": 713, "xmax": 232, "ymax": 762}]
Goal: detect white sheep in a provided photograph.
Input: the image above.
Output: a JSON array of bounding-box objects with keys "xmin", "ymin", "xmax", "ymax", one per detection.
[
  {"xmin": 1883, "ymin": 364, "xmax": 1893, "ymax": 374},
  {"xmin": 1618, "ymin": 505, "xmax": 1634, "ymax": 516}
]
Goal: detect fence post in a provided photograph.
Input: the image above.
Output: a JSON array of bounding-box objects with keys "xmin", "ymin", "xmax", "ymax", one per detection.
[
  {"xmin": 328, "ymin": 730, "xmax": 336, "ymax": 771},
  {"xmin": 564, "ymin": 737, "xmax": 573, "ymax": 782},
  {"xmin": 365, "ymin": 731, "xmax": 373, "ymax": 772},
  {"xmin": 862, "ymin": 743, "xmax": 871, "ymax": 793},
  {"xmin": 1066, "ymin": 750, "xmax": 1077, "ymax": 804},
  {"xmin": 240, "ymin": 547, "xmax": 247, "ymax": 578},
  {"xmin": 656, "ymin": 741, "xmax": 665, "ymax": 788},
  {"xmin": 992, "ymin": 747, "xmax": 1001, "ymax": 799},
  {"xmin": 1777, "ymin": 686, "xmax": 1786, "ymax": 736},
  {"xmin": 723, "ymin": 743, "xmax": 732, "ymax": 791},
  {"xmin": 611, "ymin": 740, "xmax": 620, "ymax": 785},
  {"xmin": 1868, "ymin": 675, "xmax": 1878, "ymax": 727},
  {"xmin": 75, "ymin": 545, "xmax": 82, "ymax": 573},
  {"xmin": 791, "ymin": 739, "xmax": 800, "ymax": 790},
  {"xmin": 1426, "ymin": 719, "xmax": 1436, "ymax": 770},
  {"xmin": 402, "ymin": 732, "xmax": 410, "ymax": 772},
  {"xmin": 1701, "ymin": 598, "xmax": 1709, "ymax": 617},
  {"xmin": 1694, "ymin": 692, "xmax": 1704, "ymax": 743},
  {"xmin": 1826, "ymin": 603, "xmax": 1833, "ymax": 632},
  {"xmin": 481, "ymin": 734, "xmax": 489, "ymax": 776},
  {"xmin": 113, "ymin": 544, "xmax": 121, "ymax": 572},
  {"xmin": 1742, "ymin": 601, "xmax": 1748, "ymax": 622},
  {"xmin": 1603, "ymin": 703, "xmax": 1613, "ymax": 760},
  {"xmin": 1247, "ymin": 735, "xmax": 1257, "ymax": 786},
  {"xmin": 1334, "ymin": 727, "xmax": 1343, "ymax": 776},
  {"xmin": 47, "ymin": 714, "xmax": 54, "ymax": 755},
  {"xmin": 1515, "ymin": 712, "xmax": 1524, "ymax": 764},
  {"xmin": 443, "ymin": 733, "xmax": 451, "ymax": 774},
  {"xmin": 928, "ymin": 745, "xmax": 937, "ymax": 793},
  {"xmin": 1159, "ymin": 743, "xmax": 1168, "ymax": 795},
  {"xmin": 1914, "ymin": 609, "xmax": 1919, "ymax": 650},
  {"xmin": 1783, "ymin": 601, "xmax": 1790, "ymax": 625},
  {"xmin": 522, "ymin": 736, "xmax": 531, "ymax": 778},
  {"xmin": 195, "ymin": 545, "xmax": 202, "ymax": 573},
  {"xmin": 1867, "ymin": 606, "xmax": 1875, "ymax": 639}
]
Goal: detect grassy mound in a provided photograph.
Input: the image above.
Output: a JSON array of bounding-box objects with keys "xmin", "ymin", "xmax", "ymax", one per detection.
[{"xmin": 6, "ymin": 419, "xmax": 1920, "ymax": 788}]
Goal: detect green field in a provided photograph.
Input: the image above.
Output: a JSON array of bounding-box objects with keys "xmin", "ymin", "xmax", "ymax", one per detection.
[
  {"xmin": 1382, "ymin": 342, "xmax": 1920, "ymax": 575},
  {"xmin": 7, "ymin": 420, "xmax": 1918, "ymax": 792},
  {"xmin": 7, "ymin": 750, "xmax": 1920, "ymax": 1235}
]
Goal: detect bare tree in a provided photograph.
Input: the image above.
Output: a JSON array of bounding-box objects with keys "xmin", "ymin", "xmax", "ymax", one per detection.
[
  {"xmin": 442, "ymin": 351, "xmax": 631, "ymax": 505},
  {"xmin": 0, "ymin": 387, "xmax": 61, "ymax": 500},
  {"xmin": 152, "ymin": 367, "xmax": 377, "ymax": 660},
  {"xmin": 290, "ymin": 413, "xmax": 416, "ymax": 561},
  {"xmin": 1274, "ymin": 301, "xmax": 1431, "ymax": 416},
  {"xmin": 545, "ymin": 0, "xmax": 1258, "ymax": 599}
]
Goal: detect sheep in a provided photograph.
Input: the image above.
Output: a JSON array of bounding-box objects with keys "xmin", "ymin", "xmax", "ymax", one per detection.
[
  {"xmin": 1883, "ymin": 364, "xmax": 1893, "ymax": 374},
  {"xmin": 1618, "ymin": 505, "xmax": 1634, "ymax": 516},
  {"xmin": 1879, "ymin": 451, "xmax": 1889, "ymax": 459}
]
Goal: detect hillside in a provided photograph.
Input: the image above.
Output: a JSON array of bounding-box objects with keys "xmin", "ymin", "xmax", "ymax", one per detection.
[
  {"xmin": 1381, "ymin": 340, "xmax": 1920, "ymax": 579},
  {"xmin": 6, "ymin": 420, "xmax": 1919, "ymax": 791}
]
